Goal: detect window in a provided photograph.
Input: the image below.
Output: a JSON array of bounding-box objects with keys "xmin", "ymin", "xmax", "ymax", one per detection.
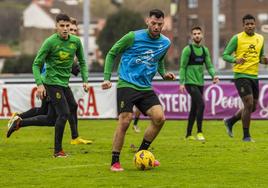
[
  {"xmin": 258, "ymin": 13, "xmax": 268, "ymax": 24},
  {"xmin": 218, "ymin": 14, "xmax": 226, "ymax": 28},
  {"xmin": 188, "ymin": 0, "xmax": 198, "ymax": 9},
  {"xmin": 187, "ymin": 14, "xmax": 199, "ymax": 29}
]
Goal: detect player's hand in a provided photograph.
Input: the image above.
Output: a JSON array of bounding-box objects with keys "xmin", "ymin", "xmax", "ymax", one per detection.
[
  {"xmin": 163, "ymin": 72, "xmax": 176, "ymax": 80},
  {"xmin": 36, "ymin": 84, "xmax": 46, "ymax": 100},
  {"xmin": 261, "ymin": 56, "xmax": 268, "ymax": 64},
  {"xmin": 83, "ymin": 83, "xmax": 90, "ymax": 92},
  {"xmin": 235, "ymin": 58, "xmax": 246, "ymax": 64},
  {"xmin": 101, "ymin": 80, "xmax": 112, "ymax": 90},
  {"xmin": 179, "ymin": 85, "xmax": 185, "ymax": 93},
  {"xmin": 213, "ymin": 76, "xmax": 219, "ymax": 84}
]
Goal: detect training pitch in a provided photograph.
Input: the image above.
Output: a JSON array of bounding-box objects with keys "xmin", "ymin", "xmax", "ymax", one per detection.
[{"xmin": 1, "ymin": 119, "xmax": 268, "ymax": 187}]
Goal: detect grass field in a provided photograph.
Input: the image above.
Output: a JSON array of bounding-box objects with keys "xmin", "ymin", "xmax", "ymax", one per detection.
[{"xmin": 1, "ymin": 119, "xmax": 268, "ymax": 188}]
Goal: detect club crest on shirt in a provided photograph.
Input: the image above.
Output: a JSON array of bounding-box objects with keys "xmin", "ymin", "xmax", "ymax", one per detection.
[
  {"xmin": 241, "ymin": 87, "xmax": 245, "ymax": 93},
  {"xmin": 59, "ymin": 51, "xmax": 70, "ymax": 60},
  {"xmin": 56, "ymin": 92, "xmax": 61, "ymax": 99},
  {"xmin": 69, "ymin": 43, "xmax": 76, "ymax": 49},
  {"xmin": 120, "ymin": 101, "xmax": 125, "ymax": 109}
]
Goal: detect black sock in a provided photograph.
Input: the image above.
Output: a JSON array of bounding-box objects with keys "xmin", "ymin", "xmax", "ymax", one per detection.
[
  {"xmin": 111, "ymin": 151, "xmax": 120, "ymax": 165},
  {"xmin": 138, "ymin": 139, "xmax": 151, "ymax": 151},
  {"xmin": 243, "ymin": 128, "xmax": 250, "ymax": 138},
  {"xmin": 229, "ymin": 116, "xmax": 240, "ymax": 126},
  {"xmin": 197, "ymin": 124, "xmax": 202, "ymax": 133},
  {"xmin": 133, "ymin": 117, "xmax": 139, "ymax": 126},
  {"xmin": 186, "ymin": 132, "xmax": 192, "ymax": 137}
]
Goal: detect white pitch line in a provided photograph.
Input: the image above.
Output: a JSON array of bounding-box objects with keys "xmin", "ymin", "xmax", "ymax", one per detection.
[{"xmin": 46, "ymin": 163, "xmax": 110, "ymax": 170}]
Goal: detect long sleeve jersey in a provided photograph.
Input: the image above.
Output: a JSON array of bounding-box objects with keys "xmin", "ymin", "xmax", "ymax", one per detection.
[
  {"xmin": 32, "ymin": 33, "xmax": 88, "ymax": 87},
  {"xmin": 179, "ymin": 43, "xmax": 215, "ymax": 86},
  {"xmin": 222, "ymin": 31, "xmax": 264, "ymax": 79},
  {"xmin": 104, "ymin": 29, "xmax": 170, "ymax": 90}
]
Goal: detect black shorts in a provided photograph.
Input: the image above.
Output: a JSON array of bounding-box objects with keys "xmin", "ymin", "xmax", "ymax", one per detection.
[
  {"xmin": 234, "ymin": 78, "xmax": 259, "ymax": 99},
  {"xmin": 117, "ymin": 87, "xmax": 161, "ymax": 115},
  {"xmin": 45, "ymin": 84, "xmax": 71, "ymax": 116}
]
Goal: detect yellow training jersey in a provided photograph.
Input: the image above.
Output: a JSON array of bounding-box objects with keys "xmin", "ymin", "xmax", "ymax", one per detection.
[{"xmin": 233, "ymin": 31, "xmax": 264, "ymax": 75}]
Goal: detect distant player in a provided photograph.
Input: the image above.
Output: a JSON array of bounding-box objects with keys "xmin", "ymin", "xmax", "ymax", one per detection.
[
  {"xmin": 132, "ymin": 106, "xmax": 141, "ymax": 133},
  {"xmin": 179, "ymin": 26, "xmax": 218, "ymax": 141},
  {"xmin": 222, "ymin": 14, "xmax": 268, "ymax": 142},
  {"xmin": 102, "ymin": 9, "xmax": 175, "ymax": 171},
  {"xmin": 7, "ymin": 13, "xmax": 90, "ymax": 157},
  {"xmin": 7, "ymin": 17, "xmax": 92, "ymax": 146}
]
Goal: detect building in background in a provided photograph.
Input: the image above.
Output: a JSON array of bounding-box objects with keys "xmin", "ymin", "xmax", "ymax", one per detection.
[
  {"xmin": 0, "ymin": 44, "xmax": 16, "ymax": 72},
  {"xmin": 174, "ymin": 0, "xmax": 268, "ymax": 69},
  {"xmin": 20, "ymin": 0, "xmax": 102, "ymax": 65}
]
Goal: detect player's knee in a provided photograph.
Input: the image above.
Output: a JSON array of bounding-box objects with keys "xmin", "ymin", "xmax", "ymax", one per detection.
[
  {"xmin": 70, "ymin": 102, "xmax": 78, "ymax": 112},
  {"xmin": 252, "ymin": 104, "xmax": 257, "ymax": 112},
  {"xmin": 121, "ymin": 117, "xmax": 132, "ymax": 127},
  {"xmin": 245, "ymin": 101, "xmax": 254, "ymax": 111},
  {"xmin": 47, "ymin": 117, "xmax": 56, "ymax": 125},
  {"xmin": 199, "ymin": 101, "xmax": 205, "ymax": 109},
  {"xmin": 119, "ymin": 120, "xmax": 131, "ymax": 133},
  {"xmin": 153, "ymin": 115, "xmax": 165, "ymax": 126},
  {"xmin": 119, "ymin": 114, "xmax": 132, "ymax": 131},
  {"xmin": 58, "ymin": 112, "xmax": 70, "ymax": 122}
]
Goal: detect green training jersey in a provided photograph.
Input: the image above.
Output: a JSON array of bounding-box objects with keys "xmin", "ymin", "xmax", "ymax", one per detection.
[
  {"xmin": 32, "ymin": 33, "xmax": 88, "ymax": 87},
  {"xmin": 179, "ymin": 43, "xmax": 215, "ymax": 86}
]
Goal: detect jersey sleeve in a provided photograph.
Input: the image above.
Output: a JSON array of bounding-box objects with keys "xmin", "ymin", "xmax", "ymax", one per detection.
[
  {"xmin": 179, "ymin": 46, "xmax": 191, "ymax": 85},
  {"xmin": 32, "ymin": 38, "xmax": 51, "ymax": 86},
  {"xmin": 204, "ymin": 47, "xmax": 216, "ymax": 78},
  {"xmin": 104, "ymin": 32, "xmax": 135, "ymax": 80},
  {"xmin": 222, "ymin": 35, "xmax": 238, "ymax": 63},
  {"xmin": 157, "ymin": 53, "xmax": 167, "ymax": 78},
  {"xmin": 76, "ymin": 38, "xmax": 89, "ymax": 83}
]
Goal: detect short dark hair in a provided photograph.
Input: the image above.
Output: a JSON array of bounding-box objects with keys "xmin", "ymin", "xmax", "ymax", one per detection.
[
  {"xmin": 56, "ymin": 13, "xmax": 70, "ymax": 23},
  {"xmin": 242, "ymin": 14, "xmax": 255, "ymax": 23},
  {"xmin": 149, "ymin": 9, "xmax": 164, "ymax": 18},
  {"xmin": 70, "ymin": 17, "xmax": 77, "ymax": 25},
  {"xmin": 191, "ymin": 26, "xmax": 202, "ymax": 32}
]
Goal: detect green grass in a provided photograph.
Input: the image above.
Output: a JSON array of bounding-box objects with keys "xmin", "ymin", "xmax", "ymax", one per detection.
[{"xmin": 1, "ymin": 120, "xmax": 268, "ymax": 187}]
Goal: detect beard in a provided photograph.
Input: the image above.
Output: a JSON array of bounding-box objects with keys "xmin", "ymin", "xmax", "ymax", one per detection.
[{"xmin": 193, "ymin": 38, "xmax": 201, "ymax": 44}]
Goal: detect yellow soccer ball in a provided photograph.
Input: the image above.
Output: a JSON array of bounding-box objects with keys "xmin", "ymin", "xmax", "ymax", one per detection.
[{"xmin": 134, "ymin": 150, "xmax": 155, "ymax": 170}]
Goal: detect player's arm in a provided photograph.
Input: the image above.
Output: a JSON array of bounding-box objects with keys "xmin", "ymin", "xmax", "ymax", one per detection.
[
  {"xmin": 76, "ymin": 39, "xmax": 89, "ymax": 83},
  {"xmin": 204, "ymin": 47, "xmax": 216, "ymax": 78},
  {"xmin": 259, "ymin": 43, "xmax": 268, "ymax": 64},
  {"xmin": 204, "ymin": 47, "xmax": 219, "ymax": 84},
  {"xmin": 102, "ymin": 32, "xmax": 135, "ymax": 89},
  {"xmin": 179, "ymin": 46, "xmax": 191, "ymax": 92},
  {"xmin": 32, "ymin": 38, "xmax": 51, "ymax": 99},
  {"xmin": 32, "ymin": 39, "xmax": 50, "ymax": 86},
  {"xmin": 104, "ymin": 31, "xmax": 135, "ymax": 81},
  {"xmin": 179, "ymin": 46, "xmax": 191, "ymax": 85},
  {"xmin": 71, "ymin": 57, "xmax": 80, "ymax": 76},
  {"xmin": 158, "ymin": 54, "xmax": 175, "ymax": 80},
  {"xmin": 222, "ymin": 35, "xmax": 238, "ymax": 63},
  {"xmin": 157, "ymin": 53, "xmax": 166, "ymax": 78}
]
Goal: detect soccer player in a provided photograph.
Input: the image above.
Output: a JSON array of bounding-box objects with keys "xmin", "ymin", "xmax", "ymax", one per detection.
[
  {"xmin": 102, "ymin": 9, "xmax": 175, "ymax": 171},
  {"xmin": 179, "ymin": 26, "xmax": 219, "ymax": 141},
  {"xmin": 7, "ymin": 17, "xmax": 92, "ymax": 146},
  {"xmin": 8, "ymin": 13, "xmax": 90, "ymax": 157},
  {"xmin": 132, "ymin": 106, "xmax": 141, "ymax": 133},
  {"xmin": 222, "ymin": 14, "xmax": 268, "ymax": 142}
]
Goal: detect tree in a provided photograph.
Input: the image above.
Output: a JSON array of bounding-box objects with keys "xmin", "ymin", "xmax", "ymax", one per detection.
[
  {"xmin": 97, "ymin": 9, "xmax": 146, "ymax": 62},
  {"xmin": 2, "ymin": 55, "xmax": 35, "ymax": 73}
]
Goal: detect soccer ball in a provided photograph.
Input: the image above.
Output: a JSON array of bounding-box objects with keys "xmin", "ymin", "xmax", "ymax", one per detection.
[{"xmin": 134, "ymin": 150, "xmax": 155, "ymax": 170}]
